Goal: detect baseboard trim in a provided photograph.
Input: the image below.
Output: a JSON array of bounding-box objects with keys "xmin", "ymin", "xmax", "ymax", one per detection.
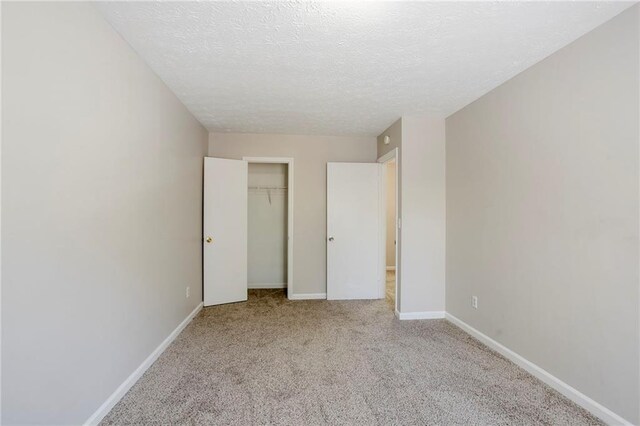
[
  {"xmin": 288, "ymin": 293, "xmax": 326, "ymax": 300},
  {"xmin": 395, "ymin": 310, "xmax": 445, "ymax": 320},
  {"xmin": 386, "ymin": 266, "xmax": 396, "ymax": 271},
  {"xmin": 248, "ymin": 283, "xmax": 286, "ymax": 289},
  {"xmin": 84, "ymin": 302, "xmax": 204, "ymax": 425},
  {"xmin": 445, "ymin": 313, "xmax": 632, "ymax": 426}
]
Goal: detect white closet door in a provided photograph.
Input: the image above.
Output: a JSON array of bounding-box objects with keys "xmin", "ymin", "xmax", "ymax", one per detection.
[
  {"xmin": 327, "ymin": 162, "xmax": 383, "ymax": 300},
  {"xmin": 203, "ymin": 157, "xmax": 248, "ymax": 306}
]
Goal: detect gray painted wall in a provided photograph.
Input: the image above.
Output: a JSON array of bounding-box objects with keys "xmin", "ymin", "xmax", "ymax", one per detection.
[
  {"xmin": 377, "ymin": 116, "xmax": 447, "ymax": 315},
  {"xmin": 1, "ymin": 3, "xmax": 208, "ymax": 423},
  {"xmin": 400, "ymin": 115, "xmax": 446, "ymax": 314},
  {"xmin": 377, "ymin": 119, "xmax": 402, "ymax": 159},
  {"xmin": 209, "ymin": 132, "xmax": 377, "ymax": 296},
  {"xmin": 446, "ymin": 6, "xmax": 639, "ymax": 423}
]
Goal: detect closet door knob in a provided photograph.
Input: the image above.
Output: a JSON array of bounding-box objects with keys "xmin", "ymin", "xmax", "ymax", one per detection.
[
  {"xmin": 206, "ymin": 237, "xmax": 213, "ymax": 243},
  {"xmin": 328, "ymin": 236, "xmax": 334, "ymax": 242}
]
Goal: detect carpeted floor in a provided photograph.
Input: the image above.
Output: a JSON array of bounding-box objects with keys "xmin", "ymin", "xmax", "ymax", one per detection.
[{"xmin": 102, "ymin": 290, "xmax": 603, "ymax": 425}]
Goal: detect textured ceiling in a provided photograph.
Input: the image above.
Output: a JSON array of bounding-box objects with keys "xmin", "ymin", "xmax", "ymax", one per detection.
[{"xmin": 97, "ymin": 1, "xmax": 633, "ymax": 136}]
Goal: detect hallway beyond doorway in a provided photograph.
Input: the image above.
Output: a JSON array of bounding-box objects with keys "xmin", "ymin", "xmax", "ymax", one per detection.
[{"xmin": 386, "ymin": 270, "xmax": 395, "ymax": 309}]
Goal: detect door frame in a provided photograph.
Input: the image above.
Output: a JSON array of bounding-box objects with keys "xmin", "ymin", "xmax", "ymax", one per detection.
[
  {"xmin": 378, "ymin": 148, "xmax": 399, "ymax": 313},
  {"xmin": 243, "ymin": 156, "xmax": 294, "ymax": 299}
]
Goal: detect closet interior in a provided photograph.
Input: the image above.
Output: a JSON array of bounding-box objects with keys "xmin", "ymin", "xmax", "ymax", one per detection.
[{"xmin": 247, "ymin": 163, "xmax": 288, "ymax": 290}]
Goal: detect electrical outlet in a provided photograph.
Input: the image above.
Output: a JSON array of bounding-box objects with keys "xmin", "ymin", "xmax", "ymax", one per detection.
[
  {"xmin": 472, "ymin": 296, "xmax": 478, "ymax": 309},
  {"xmin": 186, "ymin": 287, "xmax": 190, "ymax": 298}
]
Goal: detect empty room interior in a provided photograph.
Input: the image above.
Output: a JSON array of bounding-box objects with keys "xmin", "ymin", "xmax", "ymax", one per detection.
[{"xmin": 2, "ymin": 1, "xmax": 639, "ymax": 425}]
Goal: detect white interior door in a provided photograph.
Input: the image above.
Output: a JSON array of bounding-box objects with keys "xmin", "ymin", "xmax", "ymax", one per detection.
[
  {"xmin": 204, "ymin": 157, "xmax": 248, "ymax": 306},
  {"xmin": 327, "ymin": 162, "xmax": 383, "ymax": 300}
]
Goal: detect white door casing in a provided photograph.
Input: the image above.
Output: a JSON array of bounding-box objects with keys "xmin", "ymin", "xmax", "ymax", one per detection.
[
  {"xmin": 203, "ymin": 157, "xmax": 248, "ymax": 306},
  {"xmin": 327, "ymin": 162, "xmax": 384, "ymax": 300}
]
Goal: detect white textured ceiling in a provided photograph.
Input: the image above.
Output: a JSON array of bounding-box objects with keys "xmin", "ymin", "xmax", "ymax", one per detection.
[{"xmin": 97, "ymin": 1, "xmax": 633, "ymax": 136}]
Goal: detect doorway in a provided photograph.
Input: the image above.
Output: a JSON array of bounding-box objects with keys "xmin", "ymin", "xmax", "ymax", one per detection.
[
  {"xmin": 203, "ymin": 156, "xmax": 294, "ymax": 306},
  {"xmin": 243, "ymin": 157, "xmax": 294, "ymax": 298},
  {"xmin": 383, "ymin": 159, "xmax": 397, "ymax": 310},
  {"xmin": 378, "ymin": 148, "xmax": 399, "ymax": 312},
  {"xmin": 247, "ymin": 163, "xmax": 288, "ymax": 290}
]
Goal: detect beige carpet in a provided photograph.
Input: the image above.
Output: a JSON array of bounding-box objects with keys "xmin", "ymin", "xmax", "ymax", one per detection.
[{"xmin": 102, "ymin": 290, "xmax": 602, "ymax": 425}]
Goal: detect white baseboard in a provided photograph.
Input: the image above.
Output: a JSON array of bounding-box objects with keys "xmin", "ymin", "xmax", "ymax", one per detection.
[
  {"xmin": 288, "ymin": 293, "xmax": 326, "ymax": 300},
  {"xmin": 84, "ymin": 302, "xmax": 204, "ymax": 425},
  {"xmin": 445, "ymin": 313, "xmax": 632, "ymax": 426},
  {"xmin": 386, "ymin": 266, "xmax": 396, "ymax": 271},
  {"xmin": 248, "ymin": 283, "xmax": 286, "ymax": 289},
  {"xmin": 395, "ymin": 310, "xmax": 445, "ymax": 320}
]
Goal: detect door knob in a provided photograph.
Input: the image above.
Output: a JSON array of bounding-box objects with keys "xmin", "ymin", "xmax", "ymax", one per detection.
[
  {"xmin": 206, "ymin": 237, "xmax": 213, "ymax": 243},
  {"xmin": 328, "ymin": 236, "xmax": 334, "ymax": 242}
]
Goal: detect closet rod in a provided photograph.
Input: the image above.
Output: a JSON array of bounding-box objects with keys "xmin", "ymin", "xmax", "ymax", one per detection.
[{"xmin": 248, "ymin": 186, "xmax": 287, "ymax": 189}]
